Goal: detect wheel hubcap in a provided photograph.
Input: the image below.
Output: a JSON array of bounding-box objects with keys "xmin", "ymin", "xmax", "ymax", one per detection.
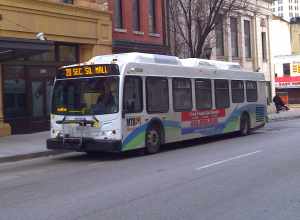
[{"xmin": 147, "ymin": 130, "xmax": 159, "ymax": 147}]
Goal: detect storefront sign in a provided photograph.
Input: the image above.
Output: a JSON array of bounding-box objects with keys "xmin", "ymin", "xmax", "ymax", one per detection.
[
  {"xmin": 275, "ymin": 76, "xmax": 300, "ymax": 88},
  {"xmin": 292, "ymin": 63, "xmax": 300, "ymax": 73}
]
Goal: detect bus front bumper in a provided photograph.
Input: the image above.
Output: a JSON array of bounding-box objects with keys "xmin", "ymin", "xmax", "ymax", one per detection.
[{"xmin": 47, "ymin": 138, "xmax": 122, "ymax": 153}]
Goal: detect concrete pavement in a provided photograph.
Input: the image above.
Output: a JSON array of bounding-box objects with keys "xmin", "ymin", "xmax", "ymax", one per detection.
[
  {"xmin": 0, "ymin": 119, "xmax": 300, "ymax": 219},
  {"xmin": 267, "ymin": 107, "xmax": 300, "ymax": 121},
  {"xmin": 0, "ymin": 131, "xmax": 66, "ymax": 163},
  {"xmin": 0, "ymin": 107, "xmax": 300, "ymax": 163}
]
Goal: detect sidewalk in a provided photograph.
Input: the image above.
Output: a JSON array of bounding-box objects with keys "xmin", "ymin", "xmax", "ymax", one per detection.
[
  {"xmin": 1, "ymin": 108, "xmax": 300, "ymax": 163},
  {"xmin": 267, "ymin": 107, "xmax": 300, "ymax": 122},
  {"xmin": 0, "ymin": 131, "xmax": 66, "ymax": 163}
]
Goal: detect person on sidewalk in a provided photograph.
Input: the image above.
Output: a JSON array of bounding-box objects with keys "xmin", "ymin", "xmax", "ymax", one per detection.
[{"xmin": 273, "ymin": 95, "xmax": 290, "ymax": 113}]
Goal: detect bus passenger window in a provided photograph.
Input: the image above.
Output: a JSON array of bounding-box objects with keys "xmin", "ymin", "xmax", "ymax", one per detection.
[
  {"xmin": 246, "ymin": 81, "xmax": 258, "ymax": 102},
  {"xmin": 123, "ymin": 76, "xmax": 143, "ymax": 113},
  {"xmin": 215, "ymin": 79, "xmax": 230, "ymax": 108},
  {"xmin": 146, "ymin": 77, "xmax": 169, "ymax": 113},
  {"xmin": 173, "ymin": 78, "xmax": 192, "ymax": 112},
  {"xmin": 231, "ymin": 80, "xmax": 244, "ymax": 103},
  {"xmin": 195, "ymin": 79, "xmax": 212, "ymax": 110}
]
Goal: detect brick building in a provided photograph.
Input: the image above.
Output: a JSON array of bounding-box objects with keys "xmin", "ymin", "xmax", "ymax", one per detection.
[{"xmin": 108, "ymin": 0, "xmax": 169, "ymax": 54}]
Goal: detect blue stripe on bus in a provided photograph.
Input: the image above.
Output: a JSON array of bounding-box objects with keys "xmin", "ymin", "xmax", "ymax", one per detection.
[{"xmin": 123, "ymin": 104, "xmax": 266, "ymax": 145}]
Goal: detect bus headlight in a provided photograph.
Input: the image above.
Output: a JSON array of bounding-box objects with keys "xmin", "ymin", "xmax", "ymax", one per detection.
[
  {"xmin": 102, "ymin": 130, "xmax": 116, "ymax": 137},
  {"xmin": 52, "ymin": 129, "xmax": 63, "ymax": 138}
]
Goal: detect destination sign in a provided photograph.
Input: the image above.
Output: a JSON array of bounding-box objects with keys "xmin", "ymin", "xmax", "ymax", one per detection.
[{"xmin": 57, "ymin": 64, "xmax": 119, "ymax": 79}]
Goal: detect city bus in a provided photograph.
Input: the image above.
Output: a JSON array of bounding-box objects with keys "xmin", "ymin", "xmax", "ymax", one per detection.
[{"xmin": 47, "ymin": 53, "xmax": 267, "ymax": 154}]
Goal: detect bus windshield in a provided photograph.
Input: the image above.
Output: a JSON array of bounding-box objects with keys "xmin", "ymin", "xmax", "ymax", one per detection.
[{"xmin": 52, "ymin": 76, "xmax": 119, "ymax": 115}]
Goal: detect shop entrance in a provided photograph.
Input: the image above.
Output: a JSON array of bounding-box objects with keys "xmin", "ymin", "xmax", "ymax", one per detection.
[
  {"xmin": 1, "ymin": 41, "xmax": 79, "ymax": 134},
  {"xmin": 3, "ymin": 65, "xmax": 55, "ymax": 134}
]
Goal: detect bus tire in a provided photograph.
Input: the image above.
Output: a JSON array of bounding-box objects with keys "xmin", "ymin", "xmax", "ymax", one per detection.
[
  {"xmin": 145, "ymin": 125, "xmax": 161, "ymax": 154},
  {"xmin": 240, "ymin": 113, "xmax": 250, "ymax": 136}
]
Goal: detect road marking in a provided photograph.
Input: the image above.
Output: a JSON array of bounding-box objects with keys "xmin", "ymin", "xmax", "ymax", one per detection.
[
  {"xmin": 88, "ymin": 162, "xmax": 105, "ymax": 167},
  {"xmin": 196, "ymin": 150, "xmax": 262, "ymax": 171}
]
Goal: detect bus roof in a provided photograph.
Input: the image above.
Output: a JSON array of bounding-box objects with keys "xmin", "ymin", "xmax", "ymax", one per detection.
[
  {"xmin": 63, "ymin": 53, "xmax": 265, "ymax": 81},
  {"xmin": 88, "ymin": 52, "xmax": 181, "ymax": 66}
]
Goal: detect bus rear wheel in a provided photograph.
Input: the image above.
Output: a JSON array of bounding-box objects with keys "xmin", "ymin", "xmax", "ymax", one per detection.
[
  {"xmin": 240, "ymin": 114, "xmax": 250, "ymax": 136},
  {"xmin": 145, "ymin": 126, "xmax": 161, "ymax": 154}
]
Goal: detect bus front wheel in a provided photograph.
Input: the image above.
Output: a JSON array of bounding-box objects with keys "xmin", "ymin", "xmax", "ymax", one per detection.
[
  {"xmin": 240, "ymin": 114, "xmax": 250, "ymax": 136},
  {"xmin": 145, "ymin": 126, "xmax": 161, "ymax": 154}
]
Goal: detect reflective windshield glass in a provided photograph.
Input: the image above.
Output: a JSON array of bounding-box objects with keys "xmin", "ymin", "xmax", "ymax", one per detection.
[{"xmin": 52, "ymin": 77, "xmax": 119, "ymax": 115}]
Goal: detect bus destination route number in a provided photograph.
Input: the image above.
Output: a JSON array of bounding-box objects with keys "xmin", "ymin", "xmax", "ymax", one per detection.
[{"xmin": 60, "ymin": 65, "xmax": 118, "ymax": 78}]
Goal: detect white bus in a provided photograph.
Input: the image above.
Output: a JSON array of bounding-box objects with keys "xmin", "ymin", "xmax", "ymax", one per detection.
[{"xmin": 47, "ymin": 53, "xmax": 267, "ymax": 154}]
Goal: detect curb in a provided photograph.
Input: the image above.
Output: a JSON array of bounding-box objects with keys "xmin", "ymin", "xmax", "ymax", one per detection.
[{"xmin": 0, "ymin": 150, "xmax": 69, "ymax": 163}]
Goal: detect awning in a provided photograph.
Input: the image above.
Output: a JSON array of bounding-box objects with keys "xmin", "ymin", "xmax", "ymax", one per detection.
[{"xmin": 0, "ymin": 37, "xmax": 53, "ymax": 62}]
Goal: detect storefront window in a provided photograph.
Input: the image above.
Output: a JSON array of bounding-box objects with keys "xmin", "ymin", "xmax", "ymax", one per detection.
[
  {"xmin": 28, "ymin": 47, "xmax": 55, "ymax": 62},
  {"xmin": 3, "ymin": 66, "xmax": 27, "ymax": 118},
  {"xmin": 32, "ymin": 81, "xmax": 44, "ymax": 117}
]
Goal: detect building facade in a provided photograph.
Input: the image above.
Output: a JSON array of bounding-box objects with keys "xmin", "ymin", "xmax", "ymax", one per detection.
[
  {"xmin": 290, "ymin": 18, "xmax": 300, "ymax": 54},
  {"xmin": 271, "ymin": 16, "xmax": 292, "ymax": 57},
  {"xmin": 272, "ymin": 0, "xmax": 300, "ymax": 21},
  {"xmin": 273, "ymin": 55, "xmax": 300, "ymax": 104},
  {"xmin": 213, "ymin": 0, "xmax": 273, "ymax": 82},
  {"xmin": 270, "ymin": 15, "xmax": 300, "ymax": 104},
  {"xmin": 107, "ymin": 0, "xmax": 169, "ymax": 54},
  {"xmin": 0, "ymin": 0, "xmax": 112, "ymax": 136}
]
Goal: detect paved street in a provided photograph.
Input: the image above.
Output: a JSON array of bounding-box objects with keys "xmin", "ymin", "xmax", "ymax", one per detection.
[{"xmin": 0, "ymin": 119, "xmax": 300, "ymax": 220}]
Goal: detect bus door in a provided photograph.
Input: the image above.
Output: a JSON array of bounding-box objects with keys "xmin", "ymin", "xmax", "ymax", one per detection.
[{"xmin": 122, "ymin": 76, "xmax": 144, "ymax": 150}]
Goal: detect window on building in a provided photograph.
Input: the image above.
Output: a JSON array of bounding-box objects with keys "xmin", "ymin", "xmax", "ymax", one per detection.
[
  {"xmin": 148, "ymin": 0, "xmax": 156, "ymax": 33},
  {"xmin": 195, "ymin": 79, "xmax": 212, "ymax": 110},
  {"xmin": 132, "ymin": 0, "xmax": 141, "ymax": 31},
  {"xmin": 231, "ymin": 80, "xmax": 245, "ymax": 103},
  {"xmin": 62, "ymin": 0, "xmax": 73, "ymax": 3},
  {"xmin": 283, "ymin": 63, "xmax": 291, "ymax": 76},
  {"xmin": 123, "ymin": 76, "xmax": 143, "ymax": 113},
  {"xmin": 230, "ymin": 17, "xmax": 239, "ymax": 58},
  {"xmin": 261, "ymin": 32, "xmax": 267, "ymax": 61},
  {"xmin": 244, "ymin": 20, "xmax": 252, "ymax": 58},
  {"xmin": 172, "ymin": 78, "xmax": 192, "ymax": 112},
  {"xmin": 58, "ymin": 44, "xmax": 78, "ymax": 63},
  {"xmin": 216, "ymin": 17, "xmax": 224, "ymax": 57},
  {"xmin": 146, "ymin": 77, "xmax": 169, "ymax": 113},
  {"xmin": 215, "ymin": 79, "xmax": 230, "ymax": 108},
  {"xmin": 246, "ymin": 81, "xmax": 258, "ymax": 102},
  {"xmin": 114, "ymin": 0, "xmax": 123, "ymax": 29}
]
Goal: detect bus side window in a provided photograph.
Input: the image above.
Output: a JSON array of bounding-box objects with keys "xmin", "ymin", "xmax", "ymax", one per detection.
[
  {"xmin": 123, "ymin": 76, "xmax": 143, "ymax": 113},
  {"xmin": 231, "ymin": 80, "xmax": 245, "ymax": 103},
  {"xmin": 246, "ymin": 81, "xmax": 258, "ymax": 102},
  {"xmin": 195, "ymin": 79, "xmax": 212, "ymax": 110},
  {"xmin": 172, "ymin": 78, "xmax": 193, "ymax": 112},
  {"xmin": 215, "ymin": 79, "xmax": 230, "ymax": 109},
  {"xmin": 146, "ymin": 77, "xmax": 169, "ymax": 113}
]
